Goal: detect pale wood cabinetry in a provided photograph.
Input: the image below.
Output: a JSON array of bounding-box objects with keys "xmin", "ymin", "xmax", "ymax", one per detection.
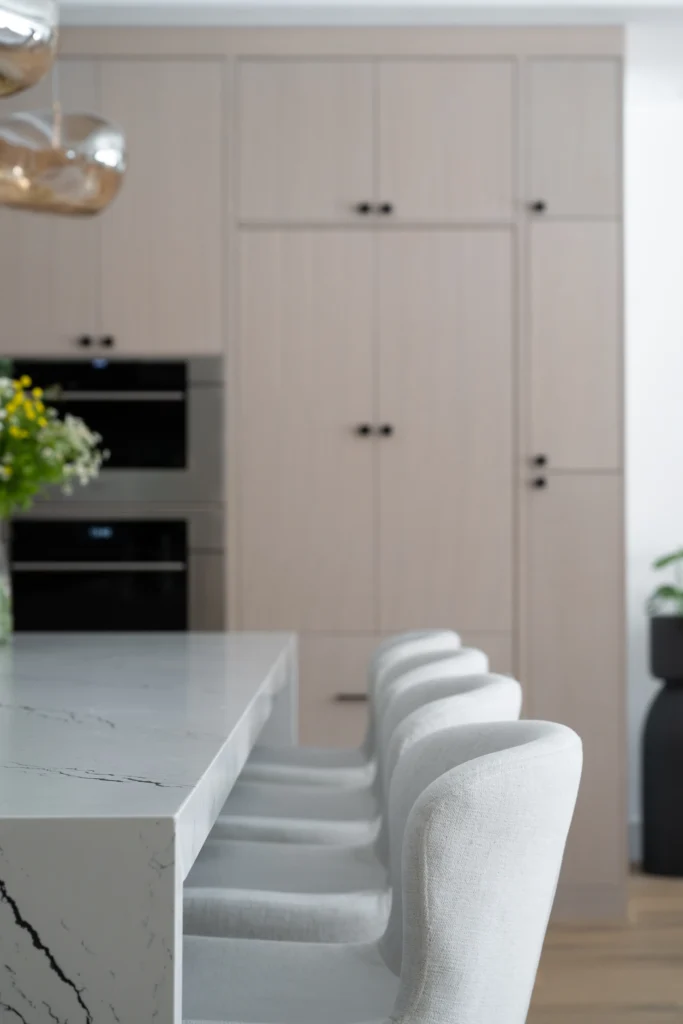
[
  {"xmin": 238, "ymin": 60, "xmax": 374, "ymax": 223},
  {"xmin": 527, "ymin": 58, "xmax": 622, "ymax": 219},
  {"xmin": 529, "ymin": 221, "xmax": 622, "ymax": 471},
  {"xmin": 525, "ymin": 474, "xmax": 624, "ymax": 913},
  {"xmin": 238, "ymin": 57, "xmax": 515, "ymax": 224},
  {"xmin": 0, "ymin": 58, "xmax": 224, "ymax": 357},
  {"xmin": 0, "ymin": 61, "xmax": 100, "ymax": 356},
  {"xmin": 377, "ymin": 230, "xmax": 514, "ymax": 633},
  {"xmin": 378, "ymin": 60, "xmax": 515, "ymax": 222},
  {"xmin": 99, "ymin": 60, "xmax": 223, "ymax": 355},
  {"xmin": 238, "ymin": 230, "xmax": 375, "ymax": 632}
]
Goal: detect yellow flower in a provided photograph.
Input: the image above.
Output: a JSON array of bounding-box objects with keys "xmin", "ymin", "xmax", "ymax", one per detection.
[
  {"xmin": 37, "ymin": 417, "xmax": 47, "ymax": 428},
  {"xmin": 20, "ymin": 375, "xmax": 31, "ymax": 388},
  {"xmin": 9, "ymin": 425, "xmax": 22, "ymax": 439},
  {"xmin": 35, "ymin": 401, "xmax": 44, "ymax": 413},
  {"xmin": 25, "ymin": 406, "xmax": 35, "ymax": 421},
  {"xmin": 12, "ymin": 381, "xmax": 21, "ymax": 391},
  {"xmin": 32, "ymin": 388, "xmax": 43, "ymax": 399}
]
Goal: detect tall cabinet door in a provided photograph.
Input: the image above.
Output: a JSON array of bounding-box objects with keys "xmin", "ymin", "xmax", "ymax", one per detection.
[
  {"xmin": 237, "ymin": 231, "xmax": 375, "ymax": 633},
  {"xmin": 378, "ymin": 230, "xmax": 514, "ymax": 635},
  {"xmin": 99, "ymin": 60, "xmax": 224, "ymax": 354},
  {"xmin": 527, "ymin": 59, "xmax": 622, "ymax": 218},
  {"xmin": 529, "ymin": 221, "xmax": 622, "ymax": 471},
  {"xmin": 238, "ymin": 60, "xmax": 374, "ymax": 223},
  {"xmin": 526, "ymin": 474, "xmax": 625, "ymax": 913},
  {"xmin": 378, "ymin": 60, "xmax": 515, "ymax": 223},
  {"xmin": 0, "ymin": 61, "xmax": 100, "ymax": 356}
]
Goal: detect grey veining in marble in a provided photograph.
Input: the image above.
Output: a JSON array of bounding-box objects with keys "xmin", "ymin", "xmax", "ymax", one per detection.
[{"xmin": 0, "ymin": 633, "xmax": 297, "ymax": 1024}]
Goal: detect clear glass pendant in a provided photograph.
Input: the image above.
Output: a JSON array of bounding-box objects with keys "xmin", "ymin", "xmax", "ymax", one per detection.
[
  {"xmin": 0, "ymin": 108, "xmax": 126, "ymax": 215},
  {"xmin": 0, "ymin": 1, "xmax": 58, "ymax": 97}
]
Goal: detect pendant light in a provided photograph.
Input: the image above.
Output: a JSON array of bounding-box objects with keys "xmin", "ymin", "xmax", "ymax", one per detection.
[
  {"xmin": 0, "ymin": 106, "xmax": 126, "ymax": 215},
  {"xmin": 0, "ymin": 0, "xmax": 57, "ymax": 97}
]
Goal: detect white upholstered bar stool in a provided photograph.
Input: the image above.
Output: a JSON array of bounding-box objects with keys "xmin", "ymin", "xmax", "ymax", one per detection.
[
  {"xmin": 184, "ymin": 720, "xmax": 582, "ymax": 1024},
  {"xmin": 184, "ymin": 674, "xmax": 522, "ymax": 943},
  {"xmin": 241, "ymin": 631, "xmax": 461, "ymax": 788},
  {"xmin": 209, "ymin": 648, "xmax": 488, "ymax": 846}
]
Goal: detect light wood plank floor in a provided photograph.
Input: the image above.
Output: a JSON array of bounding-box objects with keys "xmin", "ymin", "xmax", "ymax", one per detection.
[{"xmin": 528, "ymin": 875, "xmax": 683, "ymax": 1023}]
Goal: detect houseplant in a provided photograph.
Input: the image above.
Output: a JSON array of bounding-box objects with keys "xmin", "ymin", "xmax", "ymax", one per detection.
[
  {"xmin": 0, "ymin": 372, "xmax": 106, "ymax": 641},
  {"xmin": 643, "ymin": 548, "xmax": 683, "ymax": 876}
]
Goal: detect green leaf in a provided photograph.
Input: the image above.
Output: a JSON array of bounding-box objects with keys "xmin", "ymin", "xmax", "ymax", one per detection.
[
  {"xmin": 653, "ymin": 548, "xmax": 683, "ymax": 570},
  {"xmin": 648, "ymin": 584, "xmax": 683, "ymax": 615}
]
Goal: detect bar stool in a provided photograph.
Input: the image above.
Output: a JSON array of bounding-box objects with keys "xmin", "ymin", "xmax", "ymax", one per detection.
[
  {"xmin": 209, "ymin": 648, "xmax": 488, "ymax": 846},
  {"xmin": 241, "ymin": 631, "xmax": 462, "ymax": 788},
  {"xmin": 184, "ymin": 673, "xmax": 522, "ymax": 943},
  {"xmin": 184, "ymin": 720, "xmax": 582, "ymax": 1024}
]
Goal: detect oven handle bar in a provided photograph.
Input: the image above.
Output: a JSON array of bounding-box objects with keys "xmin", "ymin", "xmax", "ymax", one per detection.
[
  {"xmin": 52, "ymin": 392, "xmax": 185, "ymax": 402},
  {"xmin": 12, "ymin": 562, "xmax": 187, "ymax": 572}
]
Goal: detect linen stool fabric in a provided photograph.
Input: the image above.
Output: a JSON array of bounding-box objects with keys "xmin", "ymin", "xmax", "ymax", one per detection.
[
  {"xmin": 183, "ymin": 719, "xmax": 582, "ymax": 1024},
  {"xmin": 242, "ymin": 631, "xmax": 461, "ymax": 788},
  {"xmin": 209, "ymin": 648, "xmax": 488, "ymax": 845},
  {"xmin": 184, "ymin": 675, "xmax": 522, "ymax": 942}
]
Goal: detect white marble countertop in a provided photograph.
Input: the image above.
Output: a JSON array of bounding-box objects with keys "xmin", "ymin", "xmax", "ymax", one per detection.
[
  {"xmin": 0, "ymin": 632, "xmax": 295, "ymax": 819},
  {"xmin": 0, "ymin": 632, "xmax": 298, "ymax": 1024}
]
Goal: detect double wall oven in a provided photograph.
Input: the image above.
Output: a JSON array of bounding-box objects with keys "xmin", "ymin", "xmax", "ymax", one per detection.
[{"xmin": 8, "ymin": 358, "xmax": 225, "ymax": 633}]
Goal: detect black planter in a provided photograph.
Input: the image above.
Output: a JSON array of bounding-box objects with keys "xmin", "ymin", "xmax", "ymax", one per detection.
[{"xmin": 643, "ymin": 616, "xmax": 683, "ymax": 876}]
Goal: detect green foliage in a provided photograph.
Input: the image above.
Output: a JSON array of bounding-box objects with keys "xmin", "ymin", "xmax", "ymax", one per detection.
[
  {"xmin": 0, "ymin": 374, "xmax": 106, "ymax": 519},
  {"xmin": 649, "ymin": 549, "xmax": 683, "ymax": 616}
]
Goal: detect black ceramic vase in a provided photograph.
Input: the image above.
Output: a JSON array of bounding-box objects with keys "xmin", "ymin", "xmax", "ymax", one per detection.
[{"xmin": 643, "ymin": 616, "xmax": 683, "ymax": 876}]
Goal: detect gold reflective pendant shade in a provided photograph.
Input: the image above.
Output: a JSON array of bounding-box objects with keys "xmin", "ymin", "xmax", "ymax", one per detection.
[
  {"xmin": 0, "ymin": 1, "xmax": 57, "ymax": 97},
  {"xmin": 0, "ymin": 109, "xmax": 126, "ymax": 214}
]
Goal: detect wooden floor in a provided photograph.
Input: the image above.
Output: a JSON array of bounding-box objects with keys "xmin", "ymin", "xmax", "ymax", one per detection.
[{"xmin": 528, "ymin": 875, "xmax": 683, "ymax": 1023}]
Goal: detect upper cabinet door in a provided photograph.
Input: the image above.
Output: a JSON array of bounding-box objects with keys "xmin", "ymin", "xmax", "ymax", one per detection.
[
  {"xmin": 378, "ymin": 60, "xmax": 515, "ymax": 223},
  {"xmin": 238, "ymin": 231, "xmax": 375, "ymax": 633},
  {"xmin": 528, "ymin": 59, "xmax": 622, "ymax": 218},
  {"xmin": 0, "ymin": 61, "xmax": 100, "ymax": 357},
  {"xmin": 530, "ymin": 221, "xmax": 622, "ymax": 471},
  {"xmin": 378, "ymin": 230, "xmax": 514, "ymax": 634},
  {"xmin": 99, "ymin": 60, "xmax": 223, "ymax": 355},
  {"xmin": 238, "ymin": 60, "xmax": 374, "ymax": 223}
]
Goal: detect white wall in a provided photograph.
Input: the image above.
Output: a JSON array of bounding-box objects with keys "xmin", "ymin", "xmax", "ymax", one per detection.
[{"xmin": 626, "ymin": 23, "xmax": 683, "ymax": 857}]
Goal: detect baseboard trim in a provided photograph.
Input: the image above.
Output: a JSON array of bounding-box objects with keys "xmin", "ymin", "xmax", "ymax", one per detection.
[{"xmin": 552, "ymin": 882, "xmax": 628, "ymax": 921}]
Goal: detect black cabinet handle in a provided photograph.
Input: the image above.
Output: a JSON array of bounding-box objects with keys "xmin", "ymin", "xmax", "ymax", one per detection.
[
  {"xmin": 356, "ymin": 424, "xmax": 373, "ymax": 437},
  {"xmin": 533, "ymin": 454, "xmax": 548, "ymax": 467},
  {"xmin": 100, "ymin": 336, "xmax": 115, "ymax": 349},
  {"xmin": 532, "ymin": 477, "xmax": 548, "ymax": 490},
  {"xmin": 529, "ymin": 200, "xmax": 547, "ymax": 214},
  {"xmin": 334, "ymin": 693, "xmax": 369, "ymax": 704},
  {"xmin": 78, "ymin": 335, "xmax": 93, "ymax": 348},
  {"xmin": 378, "ymin": 203, "xmax": 394, "ymax": 215},
  {"xmin": 379, "ymin": 424, "xmax": 395, "ymax": 437},
  {"xmin": 355, "ymin": 203, "xmax": 372, "ymax": 215}
]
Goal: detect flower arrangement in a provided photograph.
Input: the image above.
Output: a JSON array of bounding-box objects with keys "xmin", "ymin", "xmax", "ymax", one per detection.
[{"xmin": 0, "ymin": 373, "xmax": 107, "ymax": 519}]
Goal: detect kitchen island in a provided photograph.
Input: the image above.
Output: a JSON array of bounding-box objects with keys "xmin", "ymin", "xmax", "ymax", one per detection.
[{"xmin": 0, "ymin": 632, "xmax": 297, "ymax": 1024}]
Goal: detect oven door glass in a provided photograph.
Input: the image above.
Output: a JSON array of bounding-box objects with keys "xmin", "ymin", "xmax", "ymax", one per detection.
[
  {"xmin": 11, "ymin": 520, "xmax": 188, "ymax": 632},
  {"xmin": 13, "ymin": 569, "xmax": 188, "ymax": 632},
  {"xmin": 49, "ymin": 396, "xmax": 187, "ymax": 469}
]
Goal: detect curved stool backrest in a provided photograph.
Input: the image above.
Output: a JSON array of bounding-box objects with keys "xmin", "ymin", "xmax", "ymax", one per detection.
[
  {"xmin": 361, "ymin": 631, "xmax": 462, "ymax": 757},
  {"xmin": 382, "ymin": 720, "xmax": 582, "ymax": 1024},
  {"xmin": 373, "ymin": 676, "xmax": 522, "ymax": 864}
]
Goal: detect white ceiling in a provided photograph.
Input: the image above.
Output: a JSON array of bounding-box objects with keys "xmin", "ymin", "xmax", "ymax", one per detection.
[{"xmin": 60, "ymin": 0, "xmax": 683, "ymax": 27}]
